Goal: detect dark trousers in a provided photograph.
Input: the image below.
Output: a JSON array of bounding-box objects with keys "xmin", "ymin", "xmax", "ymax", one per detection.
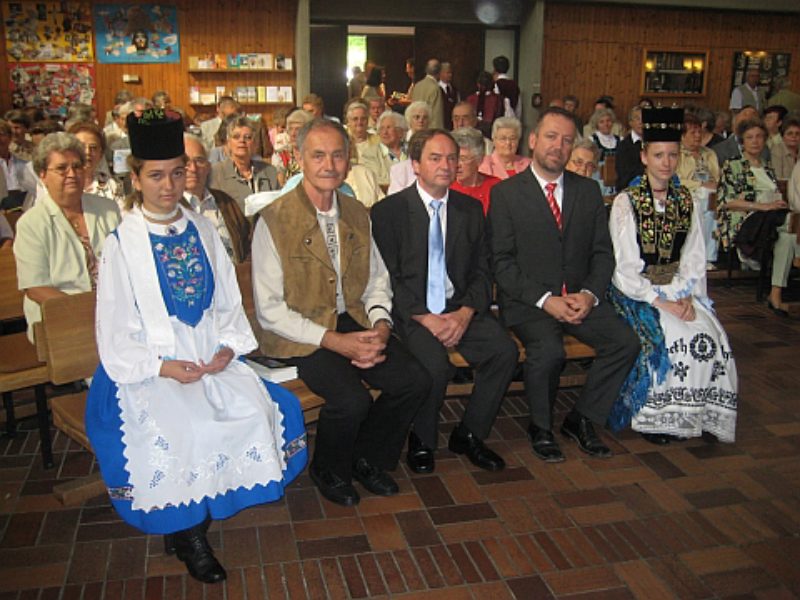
[
  {"xmin": 399, "ymin": 312, "xmax": 518, "ymax": 448},
  {"xmin": 288, "ymin": 314, "xmax": 430, "ymax": 481},
  {"xmin": 512, "ymin": 303, "xmax": 639, "ymax": 430}
]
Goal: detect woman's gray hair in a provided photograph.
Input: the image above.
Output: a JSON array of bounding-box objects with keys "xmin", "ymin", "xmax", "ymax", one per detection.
[
  {"xmin": 589, "ymin": 108, "xmax": 617, "ymax": 130},
  {"xmin": 405, "ymin": 101, "xmax": 431, "ymax": 126},
  {"xmin": 452, "ymin": 127, "xmax": 486, "ymax": 159},
  {"xmin": 225, "ymin": 116, "xmax": 257, "ymax": 139},
  {"xmin": 491, "ymin": 116, "xmax": 522, "ymax": 140},
  {"xmin": 33, "ymin": 132, "xmax": 86, "ymax": 174},
  {"xmin": 377, "ymin": 110, "xmax": 408, "ymax": 133},
  {"xmin": 286, "ymin": 108, "xmax": 313, "ymax": 128},
  {"xmin": 345, "ymin": 101, "xmax": 368, "ymax": 121},
  {"xmin": 571, "ymin": 138, "xmax": 601, "ymax": 163}
]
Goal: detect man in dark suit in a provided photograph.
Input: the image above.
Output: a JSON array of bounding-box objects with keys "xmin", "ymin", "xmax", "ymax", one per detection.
[
  {"xmin": 488, "ymin": 107, "xmax": 639, "ymax": 463},
  {"xmin": 372, "ymin": 129, "xmax": 518, "ymax": 474},
  {"xmin": 615, "ymin": 106, "xmax": 644, "ymax": 190}
]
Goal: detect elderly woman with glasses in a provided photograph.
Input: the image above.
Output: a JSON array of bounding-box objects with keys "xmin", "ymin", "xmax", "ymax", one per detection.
[
  {"xmin": 68, "ymin": 121, "xmax": 125, "ymax": 210},
  {"xmin": 451, "ymin": 127, "xmax": 500, "ymax": 214},
  {"xmin": 404, "ymin": 101, "xmax": 431, "ymax": 141},
  {"xmin": 209, "ymin": 116, "xmax": 278, "ymax": 210},
  {"xmin": 478, "ymin": 116, "xmax": 530, "ymax": 180},
  {"xmin": 13, "ymin": 132, "xmax": 120, "ymax": 341}
]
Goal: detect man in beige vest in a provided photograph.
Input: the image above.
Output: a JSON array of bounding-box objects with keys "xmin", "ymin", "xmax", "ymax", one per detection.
[
  {"xmin": 729, "ymin": 67, "xmax": 767, "ymax": 113},
  {"xmin": 251, "ymin": 119, "xmax": 430, "ymax": 507}
]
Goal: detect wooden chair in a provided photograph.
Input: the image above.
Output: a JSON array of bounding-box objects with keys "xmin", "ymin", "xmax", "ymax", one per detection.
[
  {"xmin": 600, "ymin": 155, "xmax": 616, "ymax": 188},
  {"xmin": 0, "ymin": 248, "xmax": 53, "ymax": 468},
  {"xmin": 39, "ymin": 292, "xmax": 107, "ymax": 504}
]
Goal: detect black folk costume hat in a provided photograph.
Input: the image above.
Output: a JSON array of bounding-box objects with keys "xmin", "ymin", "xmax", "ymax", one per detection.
[
  {"xmin": 641, "ymin": 107, "xmax": 683, "ymax": 143},
  {"xmin": 126, "ymin": 108, "xmax": 185, "ymax": 160}
]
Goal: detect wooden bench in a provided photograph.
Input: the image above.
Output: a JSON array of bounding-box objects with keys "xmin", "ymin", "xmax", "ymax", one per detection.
[
  {"xmin": 42, "ymin": 266, "xmax": 596, "ymax": 504},
  {"xmin": 234, "ymin": 263, "xmax": 596, "ymax": 399}
]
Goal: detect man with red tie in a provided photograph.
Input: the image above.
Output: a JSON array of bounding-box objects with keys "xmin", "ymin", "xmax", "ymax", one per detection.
[{"xmin": 488, "ymin": 107, "xmax": 639, "ymax": 463}]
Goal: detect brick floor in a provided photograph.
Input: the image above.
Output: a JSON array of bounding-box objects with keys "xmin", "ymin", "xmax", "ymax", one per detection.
[{"xmin": 1, "ymin": 282, "xmax": 799, "ymax": 598}]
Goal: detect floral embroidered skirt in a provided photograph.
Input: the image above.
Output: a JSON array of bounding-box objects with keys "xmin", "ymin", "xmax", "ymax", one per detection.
[
  {"xmin": 86, "ymin": 362, "xmax": 307, "ymax": 534},
  {"xmin": 611, "ymin": 293, "xmax": 738, "ymax": 442}
]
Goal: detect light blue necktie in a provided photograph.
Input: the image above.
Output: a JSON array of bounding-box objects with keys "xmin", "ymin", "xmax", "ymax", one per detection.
[{"xmin": 427, "ymin": 200, "xmax": 446, "ymax": 314}]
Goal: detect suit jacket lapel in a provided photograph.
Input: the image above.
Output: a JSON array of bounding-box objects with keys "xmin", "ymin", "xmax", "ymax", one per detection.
[
  {"xmin": 560, "ymin": 175, "xmax": 575, "ymax": 234},
  {"xmin": 445, "ymin": 196, "xmax": 461, "ymax": 265},
  {"xmin": 523, "ymin": 169, "xmax": 560, "ymax": 234}
]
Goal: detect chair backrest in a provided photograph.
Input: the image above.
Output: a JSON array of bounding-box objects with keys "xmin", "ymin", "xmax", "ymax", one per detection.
[
  {"xmin": 0, "ymin": 247, "xmax": 25, "ymax": 321},
  {"xmin": 601, "ymin": 155, "xmax": 616, "ymax": 187},
  {"xmin": 234, "ymin": 260, "xmax": 257, "ymax": 325},
  {"xmin": 40, "ymin": 291, "xmax": 98, "ymax": 385}
]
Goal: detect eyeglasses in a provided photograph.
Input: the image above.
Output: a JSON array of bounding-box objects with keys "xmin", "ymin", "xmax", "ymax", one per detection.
[
  {"xmin": 47, "ymin": 162, "xmax": 84, "ymax": 176},
  {"xmin": 231, "ymin": 133, "xmax": 254, "ymax": 142},
  {"xmin": 186, "ymin": 157, "xmax": 210, "ymax": 168},
  {"xmin": 570, "ymin": 157, "xmax": 596, "ymax": 169}
]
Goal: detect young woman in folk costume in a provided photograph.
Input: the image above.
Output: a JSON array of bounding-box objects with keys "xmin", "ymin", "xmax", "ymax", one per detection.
[
  {"xmin": 86, "ymin": 109, "xmax": 307, "ymax": 583},
  {"xmin": 607, "ymin": 107, "xmax": 738, "ymax": 445}
]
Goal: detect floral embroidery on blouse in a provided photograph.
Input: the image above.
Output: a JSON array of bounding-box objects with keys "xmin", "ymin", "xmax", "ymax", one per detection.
[{"xmin": 152, "ymin": 231, "xmax": 205, "ymax": 307}]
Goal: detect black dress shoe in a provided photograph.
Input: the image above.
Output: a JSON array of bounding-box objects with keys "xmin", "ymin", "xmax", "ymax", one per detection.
[
  {"xmin": 766, "ymin": 300, "xmax": 789, "ymax": 317},
  {"xmin": 353, "ymin": 458, "xmax": 399, "ymax": 496},
  {"xmin": 448, "ymin": 423, "xmax": 505, "ymax": 471},
  {"xmin": 309, "ymin": 462, "xmax": 360, "ymax": 506},
  {"xmin": 702, "ymin": 431, "xmax": 719, "ymax": 444},
  {"xmin": 174, "ymin": 529, "xmax": 227, "ymax": 584},
  {"xmin": 527, "ymin": 423, "xmax": 565, "ymax": 463},
  {"xmin": 641, "ymin": 433, "xmax": 671, "ymax": 445},
  {"xmin": 560, "ymin": 413, "xmax": 612, "ymax": 458},
  {"xmin": 407, "ymin": 431, "xmax": 435, "ymax": 474}
]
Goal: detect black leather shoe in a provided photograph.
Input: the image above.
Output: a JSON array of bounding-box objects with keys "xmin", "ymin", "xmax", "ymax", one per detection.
[
  {"xmin": 561, "ymin": 413, "xmax": 612, "ymax": 458},
  {"xmin": 309, "ymin": 462, "xmax": 360, "ymax": 506},
  {"xmin": 448, "ymin": 423, "xmax": 505, "ymax": 471},
  {"xmin": 353, "ymin": 458, "xmax": 399, "ymax": 496},
  {"xmin": 527, "ymin": 423, "xmax": 565, "ymax": 463},
  {"xmin": 641, "ymin": 433, "xmax": 671, "ymax": 445},
  {"xmin": 174, "ymin": 530, "xmax": 227, "ymax": 584},
  {"xmin": 702, "ymin": 431, "xmax": 719, "ymax": 444},
  {"xmin": 767, "ymin": 300, "xmax": 789, "ymax": 317},
  {"xmin": 407, "ymin": 431, "xmax": 435, "ymax": 474}
]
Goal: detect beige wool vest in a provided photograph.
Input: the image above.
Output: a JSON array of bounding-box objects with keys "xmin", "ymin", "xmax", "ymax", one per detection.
[{"xmin": 257, "ymin": 185, "xmax": 372, "ymax": 358}]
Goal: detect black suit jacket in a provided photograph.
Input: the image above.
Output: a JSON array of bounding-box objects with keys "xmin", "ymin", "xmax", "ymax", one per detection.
[
  {"xmin": 371, "ymin": 185, "xmax": 492, "ymax": 325},
  {"xmin": 615, "ymin": 134, "xmax": 643, "ymax": 190},
  {"xmin": 488, "ymin": 169, "xmax": 614, "ymax": 327}
]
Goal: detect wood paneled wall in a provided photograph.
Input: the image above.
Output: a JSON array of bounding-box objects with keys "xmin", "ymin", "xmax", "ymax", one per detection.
[
  {"xmin": 541, "ymin": 2, "xmax": 800, "ymax": 125},
  {"xmin": 0, "ymin": 0, "xmax": 297, "ymax": 124}
]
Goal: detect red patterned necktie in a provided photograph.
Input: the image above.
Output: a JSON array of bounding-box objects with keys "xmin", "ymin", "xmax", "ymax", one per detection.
[
  {"xmin": 545, "ymin": 182, "xmax": 567, "ymax": 296},
  {"xmin": 545, "ymin": 182, "xmax": 562, "ymax": 229}
]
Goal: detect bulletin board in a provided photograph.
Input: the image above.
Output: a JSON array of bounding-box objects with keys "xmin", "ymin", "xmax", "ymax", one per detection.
[
  {"xmin": 9, "ymin": 62, "xmax": 95, "ymax": 117},
  {"xmin": 3, "ymin": 1, "xmax": 93, "ymax": 62},
  {"xmin": 93, "ymin": 4, "xmax": 179, "ymax": 64}
]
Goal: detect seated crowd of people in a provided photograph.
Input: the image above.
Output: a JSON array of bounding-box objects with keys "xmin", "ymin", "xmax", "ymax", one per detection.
[{"xmin": 4, "ymin": 55, "xmax": 800, "ymax": 586}]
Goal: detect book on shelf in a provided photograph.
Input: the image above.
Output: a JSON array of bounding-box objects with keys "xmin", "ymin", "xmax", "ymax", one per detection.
[
  {"xmin": 215, "ymin": 86, "xmax": 226, "ymax": 101},
  {"xmin": 257, "ymin": 86, "xmax": 267, "ymax": 103},
  {"xmin": 226, "ymin": 54, "xmax": 239, "ymax": 69},
  {"xmin": 189, "ymin": 86, "xmax": 200, "ymax": 104},
  {"xmin": 266, "ymin": 86, "xmax": 279, "ymax": 103},
  {"xmin": 278, "ymin": 86, "xmax": 293, "ymax": 103}
]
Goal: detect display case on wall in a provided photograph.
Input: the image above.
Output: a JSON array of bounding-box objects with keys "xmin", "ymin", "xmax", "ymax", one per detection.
[{"xmin": 641, "ymin": 49, "xmax": 708, "ymax": 97}]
